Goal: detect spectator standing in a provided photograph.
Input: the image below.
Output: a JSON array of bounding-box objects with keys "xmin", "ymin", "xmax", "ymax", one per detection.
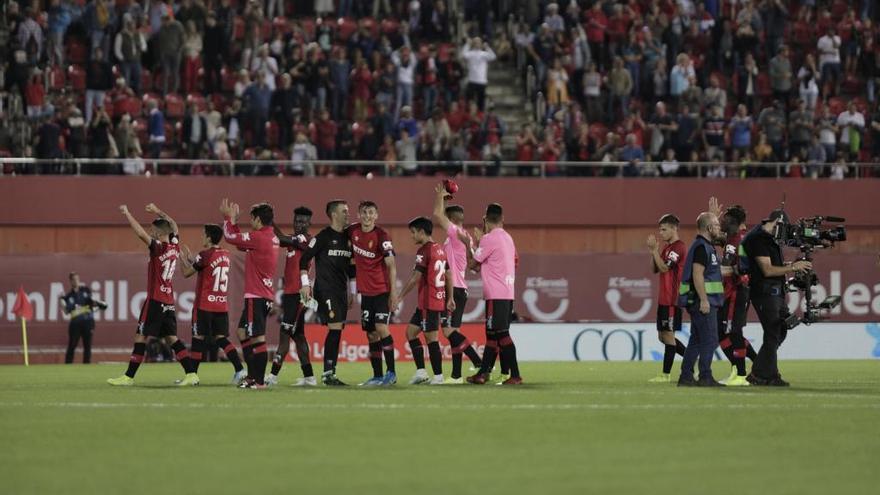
[
  {"xmin": 203, "ymin": 13, "xmax": 226, "ymax": 95},
  {"xmin": 817, "ymin": 28, "xmax": 842, "ymax": 97},
  {"xmin": 729, "ymin": 104, "xmax": 754, "ymax": 161},
  {"xmin": 758, "ymin": 100, "xmax": 787, "ymax": 161},
  {"xmin": 147, "ymin": 100, "xmax": 166, "ymax": 159},
  {"xmin": 157, "ymin": 13, "xmax": 186, "ymax": 95},
  {"xmin": 769, "ymin": 45, "xmax": 793, "ymax": 108},
  {"xmin": 115, "ymin": 15, "xmax": 147, "ymax": 94},
  {"xmin": 182, "ymin": 21, "xmax": 203, "ymax": 95},
  {"xmin": 85, "ymin": 47, "xmax": 113, "ymax": 126},
  {"xmin": 391, "ymin": 45, "xmax": 416, "ymax": 119},
  {"xmin": 606, "ymin": 57, "xmax": 633, "ymax": 123},
  {"xmin": 837, "ymin": 101, "xmax": 865, "ymax": 160},
  {"xmin": 329, "ymin": 48, "xmax": 351, "ymax": 121},
  {"xmin": 461, "ymin": 37, "xmax": 496, "ymax": 111},
  {"xmin": 243, "ymin": 72, "xmax": 273, "ymax": 148}
]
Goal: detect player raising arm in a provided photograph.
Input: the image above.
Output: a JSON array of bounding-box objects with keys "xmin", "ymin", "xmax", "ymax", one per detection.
[
  {"xmin": 178, "ymin": 224, "xmax": 246, "ymax": 385},
  {"xmin": 395, "ymin": 217, "xmax": 455, "ymax": 385},
  {"xmin": 108, "ymin": 204, "xmax": 198, "ymax": 386},
  {"xmin": 220, "ymin": 198, "xmax": 280, "ymax": 389},
  {"xmin": 266, "ymin": 206, "xmax": 317, "ymax": 386},
  {"xmin": 432, "ymin": 183, "xmax": 482, "ymax": 383}
]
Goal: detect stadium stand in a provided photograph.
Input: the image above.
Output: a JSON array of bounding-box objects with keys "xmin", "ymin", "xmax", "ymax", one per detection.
[{"xmin": 0, "ymin": 0, "xmax": 879, "ymax": 178}]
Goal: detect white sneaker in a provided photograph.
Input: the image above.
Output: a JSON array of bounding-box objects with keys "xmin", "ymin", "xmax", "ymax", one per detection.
[
  {"xmin": 429, "ymin": 374, "xmax": 444, "ymax": 385},
  {"xmin": 231, "ymin": 370, "xmax": 247, "ymax": 385},
  {"xmin": 292, "ymin": 376, "xmax": 318, "ymax": 387},
  {"xmin": 265, "ymin": 373, "xmax": 279, "ymax": 386},
  {"xmin": 409, "ymin": 369, "xmax": 430, "ymax": 385}
]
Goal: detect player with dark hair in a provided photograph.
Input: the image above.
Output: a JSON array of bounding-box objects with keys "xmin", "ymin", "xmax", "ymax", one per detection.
[
  {"xmin": 461, "ymin": 203, "xmax": 523, "ymax": 385},
  {"xmin": 266, "ymin": 206, "xmax": 316, "ymax": 386},
  {"xmin": 646, "ymin": 213, "xmax": 688, "ymax": 383},
  {"xmin": 432, "ymin": 183, "xmax": 482, "ymax": 383},
  {"xmin": 178, "ymin": 224, "xmax": 246, "ymax": 384},
  {"xmin": 300, "ymin": 199, "xmax": 354, "ymax": 386},
  {"xmin": 220, "ymin": 199, "xmax": 280, "ymax": 389},
  {"xmin": 395, "ymin": 217, "xmax": 455, "ymax": 385},
  {"xmin": 347, "ymin": 201, "xmax": 399, "ymax": 386},
  {"xmin": 60, "ymin": 272, "xmax": 107, "ymax": 364},
  {"xmin": 712, "ymin": 199, "xmax": 758, "ymax": 386},
  {"xmin": 108, "ymin": 204, "xmax": 197, "ymax": 386}
]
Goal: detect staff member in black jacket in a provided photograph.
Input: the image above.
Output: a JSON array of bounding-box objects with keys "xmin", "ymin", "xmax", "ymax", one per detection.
[
  {"xmin": 741, "ymin": 210, "xmax": 812, "ymax": 386},
  {"xmin": 60, "ymin": 272, "xmax": 107, "ymax": 364}
]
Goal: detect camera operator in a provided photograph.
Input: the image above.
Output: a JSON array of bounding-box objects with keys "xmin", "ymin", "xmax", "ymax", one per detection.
[{"xmin": 741, "ymin": 210, "xmax": 812, "ymax": 386}]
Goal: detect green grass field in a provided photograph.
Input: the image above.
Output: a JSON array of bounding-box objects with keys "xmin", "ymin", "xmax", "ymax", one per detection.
[{"xmin": 1, "ymin": 361, "xmax": 878, "ymax": 495}]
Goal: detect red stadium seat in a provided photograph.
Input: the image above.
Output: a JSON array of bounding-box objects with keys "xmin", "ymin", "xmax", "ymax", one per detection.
[
  {"xmin": 233, "ymin": 16, "xmax": 245, "ymax": 40},
  {"xmin": 164, "ymin": 94, "xmax": 185, "ymax": 119},
  {"xmin": 187, "ymin": 93, "xmax": 207, "ymax": 112},
  {"xmin": 140, "ymin": 68, "xmax": 152, "ymax": 92},
  {"xmin": 142, "ymin": 93, "xmax": 164, "ymax": 114},
  {"xmin": 118, "ymin": 96, "xmax": 142, "ymax": 117},
  {"xmin": 67, "ymin": 40, "xmax": 87, "ymax": 65},
  {"xmin": 211, "ymin": 93, "xmax": 228, "ymax": 112},
  {"xmin": 828, "ymin": 97, "xmax": 845, "ymax": 116},
  {"xmin": 221, "ymin": 67, "xmax": 237, "ymax": 92},
  {"xmin": 589, "ymin": 123, "xmax": 608, "ymax": 144},
  {"xmin": 67, "ymin": 65, "xmax": 85, "ymax": 91},
  {"xmin": 265, "ymin": 121, "xmax": 279, "ymax": 148},
  {"xmin": 755, "ymin": 73, "xmax": 771, "ymax": 97},
  {"xmin": 337, "ymin": 17, "xmax": 357, "ymax": 40},
  {"xmin": 273, "ymin": 16, "xmax": 290, "ymax": 35},
  {"xmin": 261, "ymin": 19, "xmax": 272, "ymax": 41},
  {"xmin": 381, "ymin": 18, "xmax": 400, "ymax": 35},
  {"xmin": 49, "ymin": 66, "xmax": 66, "ymax": 91}
]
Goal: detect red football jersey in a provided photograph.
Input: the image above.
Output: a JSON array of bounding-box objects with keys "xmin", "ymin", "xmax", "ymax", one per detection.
[
  {"xmin": 415, "ymin": 241, "xmax": 448, "ymax": 311},
  {"xmin": 223, "ymin": 219, "xmax": 280, "ymax": 300},
  {"xmin": 348, "ymin": 223, "xmax": 395, "ymax": 296},
  {"xmin": 722, "ymin": 229, "xmax": 746, "ymax": 298},
  {"xmin": 657, "ymin": 239, "xmax": 687, "ymax": 307},
  {"xmin": 283, "ymin": 233, "xmax": 311, "ymax": 294},
  {"xmin": 193, "ymin": 246, "xmax": 231, "ymax": 312},
  {"xmin": 147, "ymin": 236, "xmax": 180, "ymax": 305}
]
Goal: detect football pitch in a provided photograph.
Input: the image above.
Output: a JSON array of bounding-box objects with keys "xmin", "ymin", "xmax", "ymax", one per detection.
[{"xmin": 1, "ymin": 361, "xmax": 877, "ymax": 494}]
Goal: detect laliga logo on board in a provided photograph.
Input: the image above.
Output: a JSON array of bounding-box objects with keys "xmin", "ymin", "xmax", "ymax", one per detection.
[
  {"xmin": 605, "ymin": 276, "xmax": 653, "ymax": 322},
  {"xmin": 522, "ymin": 277, "xmax": 570, "ymax": 322}
]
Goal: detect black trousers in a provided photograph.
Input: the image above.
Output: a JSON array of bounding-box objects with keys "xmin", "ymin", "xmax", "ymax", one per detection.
[
  {"xmin": 66, "ymin": 319, "xmax": 94, "ymax": 364},
  {"xmin": 750, "ymin": 293, "xmax": 787, "ymax": 379},
  {"xmin": 466, "ymin": 82, "xmax": 487, "ymax": 111}
]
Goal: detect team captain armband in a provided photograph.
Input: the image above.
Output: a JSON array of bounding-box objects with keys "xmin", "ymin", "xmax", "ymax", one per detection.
[
  {"xmin": 300, "ymin": 274, "xmax": 311, "ymax": 287},
  {"xmin": 349, "ymin": 280, "xmax": 357, "ymax": 295}
]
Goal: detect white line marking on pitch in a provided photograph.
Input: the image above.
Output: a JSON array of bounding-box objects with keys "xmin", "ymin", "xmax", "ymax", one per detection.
[{"xmin": 0, "ymin": 401, "xmax": 877, "ymax": 411}]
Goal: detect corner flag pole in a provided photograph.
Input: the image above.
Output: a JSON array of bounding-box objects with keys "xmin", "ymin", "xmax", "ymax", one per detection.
[{"xmin": 20, "ymin": 318, "xmax": 29, "ymax": 366}]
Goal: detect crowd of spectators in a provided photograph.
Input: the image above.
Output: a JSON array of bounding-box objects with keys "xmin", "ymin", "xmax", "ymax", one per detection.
[{"xmin": 0, "ymin": 1, "xmax": 878, "ymax": 178}]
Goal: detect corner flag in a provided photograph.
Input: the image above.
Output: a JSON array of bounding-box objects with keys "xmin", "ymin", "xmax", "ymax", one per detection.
[{"xmin": 12, "ymin": 286, "xmax": 33, "ymax": 366}]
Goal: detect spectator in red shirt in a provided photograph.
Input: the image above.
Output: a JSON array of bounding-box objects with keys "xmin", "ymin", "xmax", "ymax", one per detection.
[
  {"xmin": 312, "ymin": 109, "xmax": 338, "ymax": 174},
  {"xmin": 584, "ymin": 2, "xmax": 608, "ymax": 70},
  {"xmin": 350, "ymin": 58, "xmax": 373, "ymax": 122}
]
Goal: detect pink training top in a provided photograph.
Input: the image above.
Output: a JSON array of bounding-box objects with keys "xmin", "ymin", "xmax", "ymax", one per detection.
[
  {"xmin": 473, "ymin": 227, "xmax": 517, "ymax": 300},
  {"xmin": 444, "ymin": 222, "xmax": 470, "ymax": 289}
]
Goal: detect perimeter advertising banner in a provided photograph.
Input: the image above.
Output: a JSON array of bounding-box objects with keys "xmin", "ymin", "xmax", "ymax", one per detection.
[{"xmin": 1, "ymin": 252, "xmax": 878, "ymax": 354}]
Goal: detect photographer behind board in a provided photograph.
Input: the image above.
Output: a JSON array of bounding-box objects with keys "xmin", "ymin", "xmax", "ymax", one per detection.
[{"xmin": 741, "ymin": 210, "xmax": 812, "ymax": 386}]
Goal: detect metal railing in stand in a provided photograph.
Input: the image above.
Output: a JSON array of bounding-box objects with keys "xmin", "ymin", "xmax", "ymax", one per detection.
[{"xmin": 2, "ymin": 158, "xmax": 879, "ymax": 179}]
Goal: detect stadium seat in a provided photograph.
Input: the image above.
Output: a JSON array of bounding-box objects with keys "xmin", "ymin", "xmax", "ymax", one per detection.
[
  {"xmin": 67, "ymin": 40, "xmax": 87, "ymax": 65},
  {"xmin": 381, "ymin": 18, "xmax": 400, "ymax": 35},
  {"xmin": 49, "ymin": 66, "xmax": 65, "ymax": 91},
  {"xmin": 828, "ymin": 97, "xmax": 845, "ymax": 116},
  {"xmin": 261, "ymin": 19, "xmax": 273, "ymax": 41},
  {"xmin": 221, "ymin": 67, "xmax": 237, "ymax": 92},
  {"xmin": 233, "ymin": 16, "xmax": 245, "ymax": 40},
  {"xmin": 265, "ymin": 121, "xmax": 279, "ymax": 148},
  {"xmin": 187, "ymin": 93, "xmax": 207, "ymax": 112},
  {"xmin": 211, "ymin": 93, "xmax": 228, "ymax": 112},
  {"xmin": 118, "ymin": 96, "xmax": 142, "ymax": 116},
  {"xmin": 337, "ymin": 17, "xmax": 358, "ymax": 40},
  {"xmin": 140, "ymin": 68, "xmax": 153, "ymax": 92},
  {"xmin": 67, "ymin": 65, "xmax": 85, "ymax": 91},
  {"xmin": 164, "ymin": 94, "xmax": 185, "ymax": 119},
  {"xmin": 141, "ymin": 93, "xmax": 163, "ymax": 114},
  {"xmin": 756, "ymin": 74, "xmax": 771, "ymax": 98}
]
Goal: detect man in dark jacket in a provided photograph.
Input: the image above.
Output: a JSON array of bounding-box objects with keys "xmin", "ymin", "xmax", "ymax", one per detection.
[
  {"xmin": 85, "ymin": 47, "xmax": 113, "ymax": 125},
  {"xmin": 181, "ymin": 101, "xmax": 208, "ymax": 161}
]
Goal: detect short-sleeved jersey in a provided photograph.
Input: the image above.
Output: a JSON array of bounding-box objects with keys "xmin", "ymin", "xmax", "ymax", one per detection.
[
  {"xmin": 473, "ymin": 228, "xmax": 517, "ymax": 300},
  {"xmin": 414, "ymin": 241, "xmax": 448, "ymax": 311},
  {"xmin": 444, "ymin": 223, "xmax": 471, "ymax": 289},
  {"xmin": 280, "ymin": 232, "xmax": 311, "ymax": 294},
  {"xmin": 347, "ymin": 223, "xmax": 395, "ymax": 296},
  {"xmin": 193, "ymin": 246, "xmax": 231, "ymax": 313},
  {"xmin": 301, "ymin": 226, "xmax": 352, "ymax": 294},
  {"xmin": 147, "ymin": 236, "xmax": 180, "ymax": 304},
  {"xmin": 222, "ymin": 219, "xmax": 280, "ymax": 300},
  {"xmin": 722, "ymin": 230, "xmax": 746, "ymax": 298},
  {"xmin": 657, "ymin": 239, "xmax": 687, "ymax": 307}
]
